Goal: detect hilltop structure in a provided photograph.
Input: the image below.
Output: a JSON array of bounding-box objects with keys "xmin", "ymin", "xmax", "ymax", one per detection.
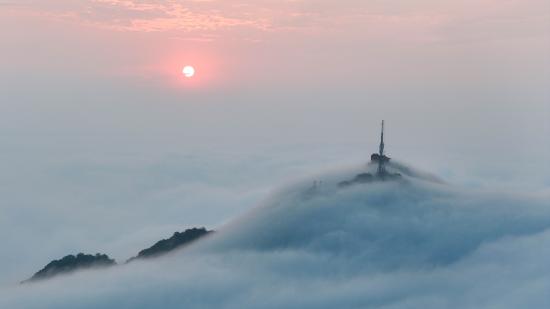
[
  {"xmin": 339, "ymin": 120, "xmax": 401, "ymax": 187},
  {"xmin": 370, "ymin": 120, "xmax": 401, "ymax": 179}
]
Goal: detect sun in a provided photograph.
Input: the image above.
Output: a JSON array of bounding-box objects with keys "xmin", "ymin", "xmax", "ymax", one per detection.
[{"xmin": 182, "ymin": 65, "xmax": 195, "ymax": 78}]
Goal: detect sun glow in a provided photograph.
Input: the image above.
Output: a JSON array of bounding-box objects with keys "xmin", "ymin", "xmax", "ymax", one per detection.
[
  {"xmin": 157, "ymin": 51, "xmax": 221, "ymax": 89},
  {"xmin": 182, "ymin": 65, "xmax": 195, "ymax": 78}
]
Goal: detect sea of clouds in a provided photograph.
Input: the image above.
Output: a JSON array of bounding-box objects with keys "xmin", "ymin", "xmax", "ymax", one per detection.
[{"xmin": 1, "ymin": 162, "xmax": 549, "ymax": 308}]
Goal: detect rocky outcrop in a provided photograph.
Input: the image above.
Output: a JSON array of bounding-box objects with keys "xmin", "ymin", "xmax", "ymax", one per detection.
[
  {"xmin": 23, "ymin": 253, "xmax": 116, "ymax": 283},
  {"xmin": 21, "ymin": 227, "xmax": 213, "ymax": 283},
  {"xmin": 127, "ymin": 227, "xmax": 212, "ymax": 262}
]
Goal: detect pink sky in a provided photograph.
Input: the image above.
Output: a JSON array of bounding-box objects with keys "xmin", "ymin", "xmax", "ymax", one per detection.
[
  {"xmin": 2, "ymin": 0, "xmax": 547, "ymax": 90},
  {"xmin": 0, "ymin": 0, "xmax": 548, "ymax": 159}
]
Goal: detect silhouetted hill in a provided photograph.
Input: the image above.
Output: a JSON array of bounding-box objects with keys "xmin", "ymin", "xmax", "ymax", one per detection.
[
  {"xmin": 21, "ymin": 228, "xmax": 212, "ymax": 283},
  {"xmin": 127, "ymin": 227, "xmax": 212, "ymax": 262},
  {"xmin": 22, "ymin": 253, "xmax": 115, "ymax": 283}
]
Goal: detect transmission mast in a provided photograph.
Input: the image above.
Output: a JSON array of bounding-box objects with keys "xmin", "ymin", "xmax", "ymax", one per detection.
[{"xmin": 377, "ymin": 120, "xmax": 386, "ymax": 176}]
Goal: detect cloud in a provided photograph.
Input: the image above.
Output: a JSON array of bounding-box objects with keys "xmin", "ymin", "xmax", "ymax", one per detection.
[
  {"xmin": 0, "ymin": 141, "xmax": 346, "ymax": 286},
  {"xmin": 1, "ymin": 163, "xmax": 549, "ymax": 308},
  {"xmin": 86, "ymin": 0, "xmax": 268, "ymax": 32},
  {"xmin": 6, "ymin": 0, "xmax": 546, "ymax": 47},
  {"xmin": 4, "ymin": 0, "xmax": 270, "ymax": 33}
]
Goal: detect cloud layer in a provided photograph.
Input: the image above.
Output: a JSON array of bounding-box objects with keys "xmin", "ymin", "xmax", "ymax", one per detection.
[{"xmin": 2, "ymin": 163, "xmax": 549, "ymax": 308}]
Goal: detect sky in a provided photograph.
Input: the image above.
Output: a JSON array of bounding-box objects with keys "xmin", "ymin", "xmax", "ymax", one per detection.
[{"xmin": 0, "ymin": 0, "xmax": 549, "ymax": 296}]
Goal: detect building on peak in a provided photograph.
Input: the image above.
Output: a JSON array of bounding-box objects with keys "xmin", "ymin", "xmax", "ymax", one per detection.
[{"xmin": 339, "ymin": 120, "xmax": 401, "ymax": 187}]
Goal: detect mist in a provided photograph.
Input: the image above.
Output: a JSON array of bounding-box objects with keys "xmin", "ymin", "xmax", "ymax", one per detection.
[
  {"xmin": 1, "ymin": 163, "xmax": 549, "ymax": 308},
  {"xmin": 0, "ymin": 0, "xmax": 548, "ymax": 307}
]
